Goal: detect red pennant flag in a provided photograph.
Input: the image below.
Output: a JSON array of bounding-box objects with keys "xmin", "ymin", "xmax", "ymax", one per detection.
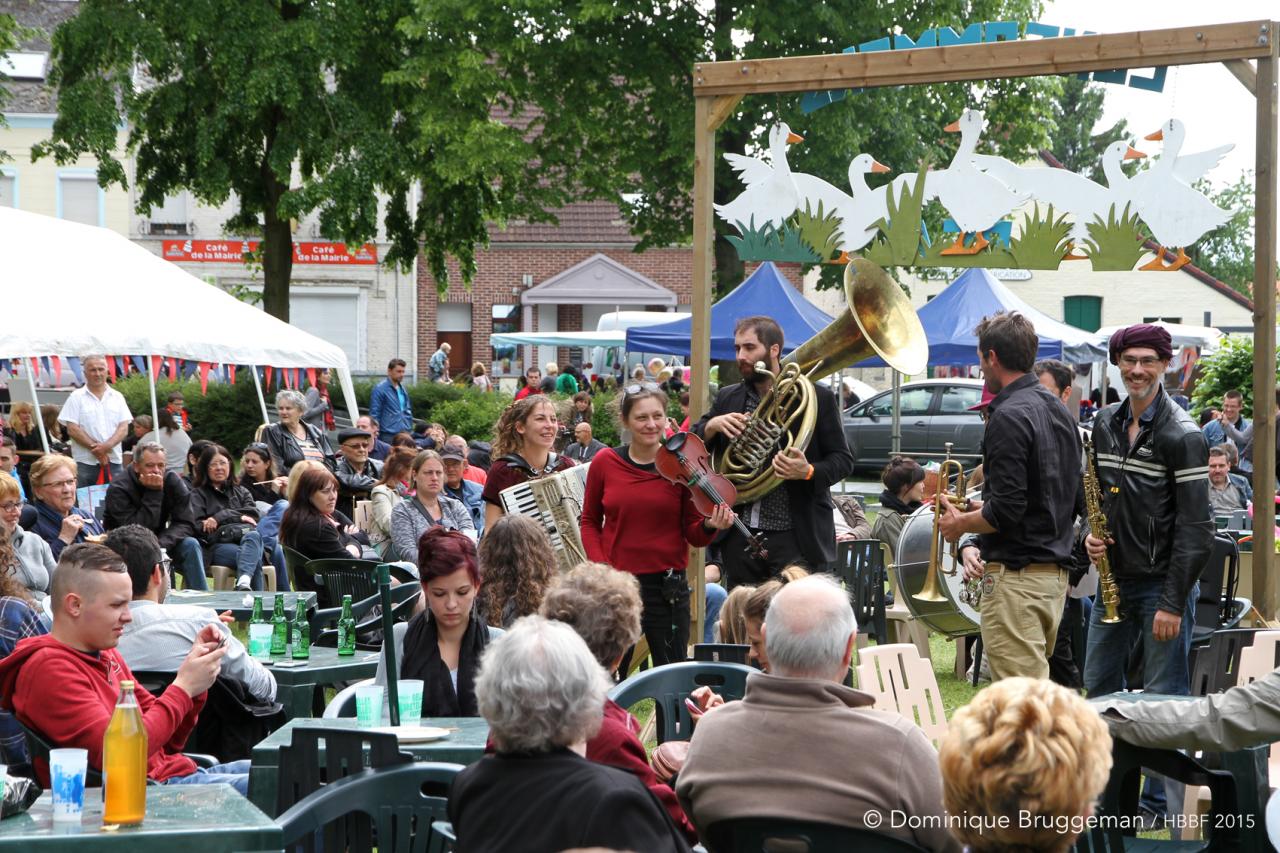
[
  {"xmin": 283, "ymin": 368, "xmax": 292, "ymax": 389},
  {"xmin": 106, "ymin": 357, "xmax": 117, "ymax": 382},
  {"xmin": 293, "ymin": 368, "xmax": 301, "ymax": 389},
  {"xmin": 264, "ymin": 366, "xmax": 273, "ymax": 389},
  {"xmin": 151, "ymin": 355, "xmax": 163, "ymax": 380},
  {"xmin": 51, "ymin": 356, "xmax": 61, "ymax": 382},
  {"xmin": 306, "ymin": 367, "xmax": 317, "ymax": 388},
  {"xmin": 167, "ymin": 357, "xmax": 178, "ymax": 381},
  {"xmin": 29, "ymin": 358, "xmax": 40, "ymax": 379},
  {"xmin": 198, "ymin": 362, "xmax": 211, "ymax": 395},
  {"xmin": 228, "ymin": 365, "xmax": 236, "ymax": 385}
]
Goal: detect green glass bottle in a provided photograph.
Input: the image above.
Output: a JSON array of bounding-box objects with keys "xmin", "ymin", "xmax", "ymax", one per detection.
[
  {"xmin": 337, "ymin": 594, "xmax": 356, "ymax": 656},
  {"xmin": 270, "ymin": 594, "xmax": 288, "ymax": 656},
  {"xmin": 248, "ymin": 596, "xmax": 268, "ymax": 659},
  {"xmin": 291, "ymin": 598, "xmax": 310, "ymax": 660}
]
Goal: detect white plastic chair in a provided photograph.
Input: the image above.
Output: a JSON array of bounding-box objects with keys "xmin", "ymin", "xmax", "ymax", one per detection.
[{"xmin": 854, "ymin": 642, "xmax": 948, "ymax": 749}]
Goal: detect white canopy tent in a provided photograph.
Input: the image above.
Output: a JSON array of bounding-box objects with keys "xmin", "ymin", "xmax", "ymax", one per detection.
[
  {"xmin": 0, "ymin": 207, "xmax": 359, "ymax": 450},
  {"xmin": 1095, "ymin": 321, "xmax": 1225, "ymax": 352}
]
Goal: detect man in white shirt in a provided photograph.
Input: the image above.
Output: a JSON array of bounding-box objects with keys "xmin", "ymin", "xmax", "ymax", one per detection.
[
  {"xmin": 105, "ymin": 524, "xmax": 277, "ymax": 705},
  {"xmin": 58, "ymin": 355, "xmax": 132, "ymax": 488}
]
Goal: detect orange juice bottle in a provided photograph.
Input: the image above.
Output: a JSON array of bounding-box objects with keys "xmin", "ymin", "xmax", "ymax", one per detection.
[{"xmin": 103, "ymin": 680, "xmax": 147, "ymax": 825}]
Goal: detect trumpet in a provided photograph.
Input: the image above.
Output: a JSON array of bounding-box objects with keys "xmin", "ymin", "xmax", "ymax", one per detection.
[{"xmin": 914, "ymin": 443, "xmax": 968, "ymax": 603}]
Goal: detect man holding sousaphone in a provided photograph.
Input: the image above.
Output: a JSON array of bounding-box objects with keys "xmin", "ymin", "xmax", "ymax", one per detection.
[
  {"xmin": 693, "ymin": 315, "xmax": 854, "ymax": 588},
  {"xmin": 937, "ymin": 312, "xmax": 1082, "ymax": 681}
]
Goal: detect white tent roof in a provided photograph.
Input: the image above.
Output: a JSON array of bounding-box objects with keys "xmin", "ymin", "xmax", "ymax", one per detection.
[{"xmin": 0, "ymin": 207, "xmax": 349, "ymax": 369}]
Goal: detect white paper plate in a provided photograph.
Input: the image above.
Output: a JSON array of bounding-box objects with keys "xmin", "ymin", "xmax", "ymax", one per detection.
[{"xmin": 372, "ymin": 725, "xmax": 451, "ymax": 743}]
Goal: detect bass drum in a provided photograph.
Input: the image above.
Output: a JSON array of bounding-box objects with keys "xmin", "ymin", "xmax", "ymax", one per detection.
[{"xmin": 890, "ymin": 504, "xmax": 980, "ymax": 639}]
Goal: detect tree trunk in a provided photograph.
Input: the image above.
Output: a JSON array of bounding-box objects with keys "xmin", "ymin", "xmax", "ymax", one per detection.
[{"xmin": 260, "ymin": 167, "xmax": 293, "ymax": 322}]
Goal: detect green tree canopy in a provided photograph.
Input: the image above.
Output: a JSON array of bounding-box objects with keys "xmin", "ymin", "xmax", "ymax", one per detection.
[
  {"xmin": 1046, "ymin": 76, "xmax": 1130, "ymax": 184},
  {"xmin": 1187, "ymin": 171, "xmax": 1277, "ymax": 298}
]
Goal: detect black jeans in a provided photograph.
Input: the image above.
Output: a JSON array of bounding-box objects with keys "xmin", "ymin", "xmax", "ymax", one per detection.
[
  {"xmin": 635, "ymin": 570, "xmax": 690, "ymax": 667},
  {"xmin": 720, "ymin": 526, "xmax": 812, "ymax": 590}
]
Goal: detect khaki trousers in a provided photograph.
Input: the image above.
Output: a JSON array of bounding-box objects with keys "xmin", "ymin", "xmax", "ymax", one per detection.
[{"xmin": 979, "ymin": 562, "xmax": 1069, "ymax": 682}]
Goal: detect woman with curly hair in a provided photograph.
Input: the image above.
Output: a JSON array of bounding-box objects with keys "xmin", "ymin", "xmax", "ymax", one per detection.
[
  {"xmin": 478, "ymin": 514, "xmax": 556, "ymax": 628},
  {"xmin": 481, "ymin": 396, "xmax": 575, "ymax": 530},
  {"xmin": 940, "ymin": 677, "xmax": 1112, "ymax": 852}
]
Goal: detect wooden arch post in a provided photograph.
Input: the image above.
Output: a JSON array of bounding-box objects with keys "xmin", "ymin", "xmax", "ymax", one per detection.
[{"xmin": 688, "ymin": 21, "xmax": 1280, "ymax": 617}]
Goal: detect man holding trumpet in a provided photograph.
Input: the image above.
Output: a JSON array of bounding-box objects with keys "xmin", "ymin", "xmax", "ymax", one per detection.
[{"xmin": 938, "ymin": 312, "xmax": 1081, "ymax": 681}]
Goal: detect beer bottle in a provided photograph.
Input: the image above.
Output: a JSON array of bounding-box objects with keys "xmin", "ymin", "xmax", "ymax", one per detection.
[
  {"xmin": 337, "ymin": 594, "xmax": 356, "ymax": 656},
  {"xmin": 248, "ymin": 597, "xmax": 268, "ymax": 659},
  {"xmin": 103, "ymin": 680, "xmax": 147, "ymax": 825},
  {"xmin": 270, "ymin": 594, "xmax": 288, "ymax": 656},
  {"xmin": 291, "ymin": 598, "xmax": 311, "ymax": 660}
]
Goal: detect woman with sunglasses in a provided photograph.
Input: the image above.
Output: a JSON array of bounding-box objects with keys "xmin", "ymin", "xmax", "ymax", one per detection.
[
  {"xmin": 579, "ymin": 383, "xmax": 734, "ymax": 667},
  {"xmin": 481, "ymin": 396, "xmax": 575, "ymax": 531}
]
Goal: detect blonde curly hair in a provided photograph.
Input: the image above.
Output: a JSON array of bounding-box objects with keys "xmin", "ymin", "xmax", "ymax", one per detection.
[{"xmin": 939, "ymin": 677, "xmax": 1113, "ymax": 853}]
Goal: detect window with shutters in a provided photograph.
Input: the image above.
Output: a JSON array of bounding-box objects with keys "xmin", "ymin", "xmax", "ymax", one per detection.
[
  {"xmin": 58, "ymin": 175, "xmax": 101, "ymax": 226},
  {"xmin": 1063, "ymin": 295, "xmax": 1102, "ymax": 332}
]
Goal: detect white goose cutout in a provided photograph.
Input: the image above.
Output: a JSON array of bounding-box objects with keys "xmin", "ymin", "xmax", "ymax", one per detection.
[{"xmin": 715, "ymin": 124, "xmax": 804, "ymax": 231}]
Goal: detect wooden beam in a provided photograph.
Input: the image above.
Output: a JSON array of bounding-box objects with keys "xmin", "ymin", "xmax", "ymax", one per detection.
[
  {"xmin": 1224, "ymin": 58, "xmax": 1258, "ymax": 94},
  {"xmin": 706, "ymin": 94, "xmax": 743, "ymax": 132},
  {"xmin": 686, "ymin": 95, "xmax": 717, "ymax": 647},
  {"xmin": 1251, "ymin": 48, "xmax": 1278, "ymax": 619},
  {"xmin": 693, "ymin": 20, "xmax": 1276, "ymax": 95}
]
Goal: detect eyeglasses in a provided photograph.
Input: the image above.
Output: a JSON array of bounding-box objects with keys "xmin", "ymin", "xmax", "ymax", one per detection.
[
  {"xmin": 0, "ymin": 502, "xmax": 21, "ymax": 512},
  {"xmin": 43, "ymin": 478, "xmax": 77, "ymax": 490},
  {"xmin": 624, "ymin": 382, "xmax": 662, "ymax": 396},
  {"xmin": 1119, "ymin": 356, "xmax": 1164, "ymax": 369}
]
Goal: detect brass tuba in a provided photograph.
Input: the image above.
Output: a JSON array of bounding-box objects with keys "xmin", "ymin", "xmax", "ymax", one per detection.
[
  {"xmin": 914, "ymin": 443, "xmax": 968, "ymax": 602},
  {"xmin": 718, "ymin": 258, "xmax": 928, "ymax": 503}
]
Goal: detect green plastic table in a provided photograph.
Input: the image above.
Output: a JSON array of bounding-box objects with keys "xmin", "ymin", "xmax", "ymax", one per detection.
[
  {"xmin": 165, "ymin": 590, "xmax": 317, "ymax": 623},
  {"xmin": 261, "ymin": 646, "xmax": 381, "ymax": 719},
  {"xmin": 0, "ymin": 784, "xmax": 282, "ymax": 851},
  {"xmin": 248, "ymin": 716, "xmax": 490, "ymax": 815}
]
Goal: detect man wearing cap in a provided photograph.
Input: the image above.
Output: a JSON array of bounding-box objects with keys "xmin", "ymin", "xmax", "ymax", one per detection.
[
  {"xmin": 1084, "ymin": 323, "xmax": 1212, "ymax": 825},
  {"xmin": 938, "ymin": 312, "xmax": 1082, "ymax": 682},
  {"xmin": 441, "ymin": 446, "xmax": 485, "ymax": 535},
  {"xmin": 334, "ymin": 427, "xmax": 383, "ymax": 520}
]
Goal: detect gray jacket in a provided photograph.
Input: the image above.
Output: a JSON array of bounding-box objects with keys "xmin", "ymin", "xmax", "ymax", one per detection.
[
  {"xmin": 10, "ymin": 526, "xmax": 56, "ymax": 600},
  {"xmin": 1098, "ymin": 670, "xmax": 1280, "ymax": 752},
  {"xmin": 389, "ymin": 493, "xmax": 475, "ymax": 564}
]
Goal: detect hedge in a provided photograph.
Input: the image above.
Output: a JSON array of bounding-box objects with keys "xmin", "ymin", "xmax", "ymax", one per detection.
[{"xmin": 113, "ymin": 375, "xmax": 266, "ymax": 455}]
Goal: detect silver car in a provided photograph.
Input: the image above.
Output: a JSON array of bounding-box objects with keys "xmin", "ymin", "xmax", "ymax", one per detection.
[{"xmin": 843, "ymin": 379, "xmax": 986, "ymax": 474}]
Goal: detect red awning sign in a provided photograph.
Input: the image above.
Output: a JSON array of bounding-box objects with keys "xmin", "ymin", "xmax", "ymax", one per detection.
[{"xmin": 162, "ymin": 239, "xmax": 378, "ymax": 265}]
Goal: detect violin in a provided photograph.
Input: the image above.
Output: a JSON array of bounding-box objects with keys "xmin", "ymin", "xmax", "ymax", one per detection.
[{"xmin": 655, "ymin": 432, "xmax": 769, "ymax": 561}]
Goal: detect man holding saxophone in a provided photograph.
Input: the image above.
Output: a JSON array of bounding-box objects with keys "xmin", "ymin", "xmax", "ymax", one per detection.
[
  {"xmin": 1081, "ymin": 324, "xmax": 1212, "ymax": 825},
  {"xmin": 938, "ymin": 312, "xmax": 1081, "ymax": 681},
  {"xmin": 694, "ymin": 315, "xmax": 853, "ymax": 588}
]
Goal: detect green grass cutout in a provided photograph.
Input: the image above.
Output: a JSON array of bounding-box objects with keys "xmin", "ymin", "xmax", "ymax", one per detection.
[
  {"xmin": 1084, "ymin": 202, "xmax": 1149, "ymax": 271},
  {"xmin": 864, "ymin": 169, "xmax": 929, "ymax": 268},
  {"xmin": 1009, "ymin": 204, "xmax": 1073, "ymax": 269},
  {"xmin": 794, "ymin": 201, "xmax": 843, "ymax": 262},
  {"xmin": 725, "ymin": 215, "xmax": 822, "ymax": 263}
]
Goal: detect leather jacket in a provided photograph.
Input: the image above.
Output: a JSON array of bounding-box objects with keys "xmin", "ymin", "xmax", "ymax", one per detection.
[
  {"xmin": 262, "ymin": 421, "xmax": 335, "ymax": 473},
  {"xmin": 1091, "ymin": 388, "xmax": 1212, "ymax": 615}
]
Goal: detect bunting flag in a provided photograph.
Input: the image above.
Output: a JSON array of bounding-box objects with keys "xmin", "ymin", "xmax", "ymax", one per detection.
[
  {"xmin": 264, "ymin": 366, "xmax": 274, "ymax": 389},
  {"xmin": 131, "ymin": 356, "xmax": 147, "ymax": 376},
  {"xmin": 306, "ymin": 367, "xmax": 317, "ymax": 389},
  {"xmin": 106, "ymin": 357, "xmax": 117, "ymax": 382},
  {"xmin": 0, "ymin": 359, "xmax": 10, "ymax": 375},
  {"xmin": 66, "ymin": 357, "xmax": 83, "ymax": 384},
  {"xmin": 151, "ymin": 355, "xmax": 163, "ymax": 381},
  {"xmin": 39, "ymin": 356, "xmax": 52, "ymax": 378},
  {"xmin": 198, "ymin": 362, "xmax": 211, "ymax": 395},
  {"xmin": 50, "ymin": 356, "xmax": 61, "ymax": 383},
  {"xmin": 29, "ymin": 358, "xmax": 39, "ymax": 379},
  {"xmin": 166, "ymin": 357, "xmax": 178, "ymax": 381},
  {"xmin": 293, "ymin": 368, "xmax": 302, "ymax": 389},
  {"xmin": 181, "ymin": 360, "xmax": 200, "ymax": 380},
  {"xmin": 228, "ymin": 364, "xmax": 236, "ymax": 386}
]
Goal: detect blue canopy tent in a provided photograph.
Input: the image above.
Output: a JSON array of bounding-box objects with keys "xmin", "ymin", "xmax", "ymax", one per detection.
[
  {"xmin": 856, "ymin": 268, "xmax": 1107, "ymax": 368},
  {"xmin": 624, "ymin": 262, "xmax": 833, "ymax": 359}
]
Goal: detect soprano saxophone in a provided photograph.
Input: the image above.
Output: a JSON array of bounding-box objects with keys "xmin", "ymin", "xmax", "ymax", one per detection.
[{"xmin": 1083, "ymin": 434, "xmax": 1123, "ymax": 624}]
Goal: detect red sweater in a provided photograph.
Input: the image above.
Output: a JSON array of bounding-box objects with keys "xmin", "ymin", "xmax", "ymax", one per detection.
[
  {"xmin": 0, "ymin": 634, "xmax": 204, "ymax": 785},
  {"xmin": 588, "ymin": 699, "xmax": 698, "ymax": 843},
  {"xmin": 579, "ymin": 447, "xmax": 714, "ymax": 574}
]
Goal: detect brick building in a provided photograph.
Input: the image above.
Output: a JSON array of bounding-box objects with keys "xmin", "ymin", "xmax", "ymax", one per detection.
[{"xmin": 417, "ymin": 201, "xmax": 696, "ymax": 387}]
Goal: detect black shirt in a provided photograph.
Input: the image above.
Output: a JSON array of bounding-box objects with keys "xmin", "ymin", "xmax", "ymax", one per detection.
[{"xmin": 977, "ymin": 373, "xmax": 1082, "ymax": 569}]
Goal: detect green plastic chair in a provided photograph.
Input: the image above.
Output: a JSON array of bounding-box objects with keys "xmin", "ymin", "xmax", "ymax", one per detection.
[
  {"xmin": 282, "ymin": 546, "xmax": 317, "ymax": 593},
  {"xmin": 310, "ymin": 581, "xmax": 422, "ymax": 649},
  {"xmin": 607, "ymin": 661, "xmax": 754, "ymax": 744},
  {"xmin": 276, "ymin": 761, "xmax": 464, "ymax": 853},
  {"xmin": 704, "ymin": 817, "xmax": 929, "ymax": 852}
]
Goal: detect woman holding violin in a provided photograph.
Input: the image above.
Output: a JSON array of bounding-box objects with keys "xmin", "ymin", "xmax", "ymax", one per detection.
[{"xmin": 579, "ymin": 383, "xmax": 734, "ymax": 667}]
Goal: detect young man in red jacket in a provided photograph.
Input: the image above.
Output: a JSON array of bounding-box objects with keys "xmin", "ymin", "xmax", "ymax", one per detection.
[{"xmin": 0, "ymin": 543, "xmax": 250, "ymax": 793}]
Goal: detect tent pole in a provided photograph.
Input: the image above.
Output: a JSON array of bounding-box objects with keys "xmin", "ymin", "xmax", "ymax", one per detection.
[
  {"xmin": 890, "ymin": 371, "xmax": 902, "ymax": 455},
  {"xmin": 251, "ymin": 365, "xmax": 270, "ymax": 425},
  {"xmin": 335, "ymin": 366, "xmax": 361, "ymax": 427},
  {"xmin": 147, "ymin": 354, "xmax": 161, "ymax": 444},
  {"xmin": 25, "ymin": 359, "xmax": 49, "ymax": 453}
]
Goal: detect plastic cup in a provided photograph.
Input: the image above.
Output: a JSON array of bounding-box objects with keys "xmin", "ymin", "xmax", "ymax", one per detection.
[
  {"xmin": 0, "ymin": 763, "xmax": 7, "ymax": 802},
  {"xmin": 248, "ymin": 623, "xmax": 273, "ymax": 660},
  {"xmin": 396, "ymin": 680, "xmax": 424, "ymax": 727},
  {"xmin": 49, "ymin": 748, "xmax": 88, "ymax": 823},
  {"xmin": 355, "ymin": 685, "xmax": 384, "ymax": 727}
]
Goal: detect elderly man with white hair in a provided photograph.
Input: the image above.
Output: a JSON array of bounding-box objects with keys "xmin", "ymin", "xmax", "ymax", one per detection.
[
  {"xmin": 676, "ymin": 575, "xmax": 960, "ymax": 851},
  {"xmin": 448, "ymin": 616, "xmax": 692, "ymax": 853},
  {"xmin": 58, "ymin": 355, "xmax": 133, "ymax": 488}
]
